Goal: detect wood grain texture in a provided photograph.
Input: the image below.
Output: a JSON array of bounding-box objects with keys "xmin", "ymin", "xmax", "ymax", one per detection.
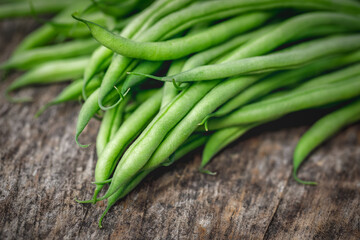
[{"xmin": 0, "ymin": 19, "xmax": 359, "ymax": 240}]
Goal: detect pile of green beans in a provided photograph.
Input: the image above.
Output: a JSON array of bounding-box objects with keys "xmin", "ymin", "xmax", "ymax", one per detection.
[{"xmin": 3, "ymin": 0, "xmax": 360, "ymax": 228}]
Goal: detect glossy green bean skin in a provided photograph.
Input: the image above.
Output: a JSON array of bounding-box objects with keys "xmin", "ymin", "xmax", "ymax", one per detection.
[
  {"xmin": 6, "ymin": 57, "xmax": 89, "ymax": 93},
  {"xmin": 109, "ymin": 98, "xmax": 129, "ymax": 140},
  {"xmin": 99, "ymin": 81, "xmax": 220, "ymax": 201},
  {"xmin": 2, "ymin": 39, "xmax": 98, "ymax": 70},
  {"xmin": 219, "ymin": 12, "xmax": 360, "ymax": 62},
  {"xmin": 143, "ymin": 76, "xmax": 261, "ymax": 171},
  {"xmin": 207, "ymin": 76, "xmax": 360, "ymax": 130},
  {"xmin": 76, "ymin": 12, "xmax": 271, "ymax": 61},
  {"xmin": 161, "ymin": 59, "xmax": 186, "ymax": 108},
  {"xmin": 139, "ymin": 35, "xmax": 360, "ymax": 83},
  {"xmin": 89, "ymin": 90, "xmax": 162, "ymax": 202},
  {"xmin": 210, "ymin": 50, "xmax": 360, "ymax": 119},
  {"xmin": 98, "ymin": 133, "xmax": 208, "ymax": 228},
  {"xmin": 121, "ymin": 60, "xmax": 163, "ymax": 94},
  {"xmin": 35, "ymin": 77, "xmax": 101, "ymax": 117},
  {"xmin": 293, "ymin": 98, "xmax": 360, "ymax": 185}
]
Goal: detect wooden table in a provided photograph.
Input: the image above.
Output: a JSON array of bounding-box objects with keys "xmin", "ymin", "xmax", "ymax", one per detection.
[{"xmin": 1, "ymin": 18, "xmax": 359, "ymax": 240}]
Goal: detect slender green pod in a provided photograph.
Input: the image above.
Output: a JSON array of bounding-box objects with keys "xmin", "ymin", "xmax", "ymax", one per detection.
[
  {"xmin": 98, "ymin": 81, "xmax": 220, "ymax": 201},
  {"xmin": 6, "ymin": 57, "xmax": 89, "ymax": 101},
  {"xmin": 207, "ymin": 76, "xmax": 360, "ymax": 130},
  {"xmin": 142, "ymin": 76, "xmax": 262, "ymax": 171},
  {"xmin": 2, "ymin": 39, "xmax": 98, "ymax": 70},
  {"xmin": 109, "ymin": 96, "xmax": 130, "ymax": 140},
  {"xmin": 133, "ymin": 35, "xmax": 360, "ymax": 83},
  {"xmin": 219, "ymin": 12, "xmax": 360, "ymax": 62},
  {"xmin": 35, "ymin": 77, "xmax": 101, "ymax": 117},
  {"xmin": 74, "ymin": 12, "xmax": 271, "ymax": 60},
  {"xmin": 96, "ymin": 107, "xmax": 119, "ymax": 157},
  {"xmin": 293, "ymin": 98, "xmax": 360, "ymax": 185}
]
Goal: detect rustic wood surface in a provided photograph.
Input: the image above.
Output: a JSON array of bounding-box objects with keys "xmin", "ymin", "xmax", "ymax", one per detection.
[{"xmin": 0, "ymin": 18, "xmax": 360, "ymax": 240}]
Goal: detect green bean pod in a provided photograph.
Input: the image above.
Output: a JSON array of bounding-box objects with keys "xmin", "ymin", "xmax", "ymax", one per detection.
[
  {"xmin": 293, "ymin": 98, "xmax": 360, "ymax": 185},
  {"xmin": 6, "ymin": 57, "xmax": 89, "ymax": 101},
  {"xmin": 207, "ymin": 76, "xmax": 360, "ymax": 130},
  {"xmin": 75, "ymin": 12, "xmax": 271, "ymax": 61},
  {"xmin": 2, "ymin": 39, "xmax": 98, "ymax": 70},
  {"xmin": 135, "ymin": 35, "xmax": 360, "ymax": 83}
]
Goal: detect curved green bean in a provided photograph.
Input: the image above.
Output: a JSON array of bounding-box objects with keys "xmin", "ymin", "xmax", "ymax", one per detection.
[
  {"xmin": 133, "ymin": 35, "xmax": 360, "ymax": 83},
  {"xmin": 75, "ymin": 12, "xmax": 271, "ymax": 61},
  {"xmin": 293, "ymin": 98, "xmax": 360, "ymax": 185}
]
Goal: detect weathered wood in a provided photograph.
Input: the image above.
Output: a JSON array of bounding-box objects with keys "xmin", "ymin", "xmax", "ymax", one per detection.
[{"xmin": 0, "ymin": 19, "xmax": 359, "ymax": 240}]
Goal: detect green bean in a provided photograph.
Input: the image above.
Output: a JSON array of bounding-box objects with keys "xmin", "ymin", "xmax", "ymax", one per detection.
[
  {"xmin": 75, "ymin": 12, "xmax": 271, "ymax": 60},
  {"xmin": 207, "ymin": 76, "xmax": 360, "ymax": 130},
  {"xmin": 92, "ymin": 0, "xmax": 139, "ymax": 18},
  {"xmin": 218, "ymin": 12, "xmax": 360, "ymax": 63},
  {"xmin": 135, "ymin": 35, "xmax": 360, "ymax": 83},
  {"xmin": 121, "ymin": 60, "xmax": 163, "ymax": 94},
  {"xmin": 35, "ymin": 77, "xmax": 101, "ymax": 117},
  {"xmin": 161, "ymin": 59, "xmax": 186, "ymax": 108},
  {"xmin": 98, "ymin": 81, "xmax": 220, "ymax": 201},
  {"xmin": 2, "ymin": 39, "xmax": 98, "ymax": 70},
  {"xmin": 0, "ymin": 0, "xmax": 76, "ymax": 19},
  {"xmin": 201, "ymin": 124, "xmax": 260, "ymax": 174},
  {"xmin": 293, "ymin": 98, "xmax": 360, "ymax": 185},
  {"xmin": 6, "ymin": 57, "xmax": 89, "ymax": 101},
  {"xmin": 96, "ymin": 107, "xmax": 119, "ymax": 157},
  {"xmin": 206, "ymin": 50, "xmax": 360, "ymax": 121},
  {"xmin": 142, "ymin": 75, "xmax": 261, "ymax": 171},
  {"xmin": 78, "ymin": 90, "xmax": 162, "ymax": 202},
  {"xmin": 82, "ymin": 46, "xmax": 113, "ymax": 99},
  {"xmin": 98, "ymin": 133, "xmax": 207, "ymax": 228}
]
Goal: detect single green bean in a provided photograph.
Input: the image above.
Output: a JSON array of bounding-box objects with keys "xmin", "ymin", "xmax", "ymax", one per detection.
[
  {"xmin": 293, "ymin": 98, "xmax": 360, "ymax": 185},
  {"xmin": 2, "ymin": 39, "xmax": 98, "ymax": 70},
  {"xmin": 75, "ymin": 12, "xmax": 271, "ymax": 60},
  {"xmin": 6, "ymin": 57, "xmax": 89, "ymax": 101},
  {"xmin": 109, "ymin": 96, "xmax": 129, "ymax": 140},
  {"xmin": 96, "ymin": 106, "xmax": 119, "ymax": 157},
  {"xmin": 207, "ymin": 76, "xmax": 360, "ymax": 130},
  {"xmin": 134, "ymin": 35, "xmax": 360, "ymax": 83}
]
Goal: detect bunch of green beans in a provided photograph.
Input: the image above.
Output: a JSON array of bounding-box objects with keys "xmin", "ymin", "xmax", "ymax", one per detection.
[{"xmin": 3, "ymin": 0, "xmax": 360, "ymax": 228}]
